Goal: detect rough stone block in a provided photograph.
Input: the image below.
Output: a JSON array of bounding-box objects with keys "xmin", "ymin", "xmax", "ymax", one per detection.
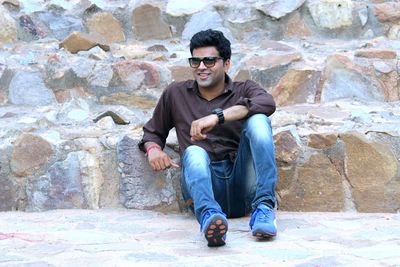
[
  {"xmin": 132, "ymin": 4, "xmax": 172, "ymax": 40},
  {"xmin": 0, "ymin": 146, "xmax": 22, "ymax": 211},
  {"xmin": 274, "ymin": 129, "xmax": 301, "ymax": 164},
  {"xmin": 308, "ymin": 0, "xmax": 353, "ymax": 29},
  {"xmin": 256, "ymin": 0, "xmax": 306, "ymax": 19},
  {"xmin": 60, "ymin": 32, "xmax": 110, "ymax": 54},
  {"xmin": 8, "ymin": 71, "xmax": 56, "ymax": 106},
  {"xmin": 278, "ymin": 153, "xmax": 344, "ymax": 211},
  {"xmin": 321, "ymin": 55, "xmax": 385, "ymax": 103},
  {"xmin": 117, "ymin": 136, "xmax": 182, "ymax": 212},
  {"xmin": 342, "ymin": 132, "xmax": 399, "ymax": 212},
  {"xmin": 272, "ymin": 69, "xmax": 321, "ymax": 106},
  {"xmin": 26, "ymin": 151, "xmax": 104, "ymax": 211},
  {"xmin": 86, "ymin": 12, "xmax": 125, "ymax": 43},
  {"xmin": 0, "ymin": 5, "xmax": 17, "ymax": 43},
  {"xmin": 11, "ymin": 133, "xmax": 54, "ymax": 177},
  {"xmin": 373, "ymin": 2, "xmax": 400, "ymax": 23}
]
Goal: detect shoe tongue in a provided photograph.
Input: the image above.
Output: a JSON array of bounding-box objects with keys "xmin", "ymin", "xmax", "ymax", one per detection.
[
  {"xmin": 259, "ymin": 205, "xmax": 271, "ymax": 215},
  {"xmin": 258, "ymin": 203, "xmax": 268, "ymax": 210}
]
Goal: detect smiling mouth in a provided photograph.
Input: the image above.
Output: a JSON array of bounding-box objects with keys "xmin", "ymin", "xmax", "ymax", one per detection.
[{"xmin": 197, "ymin": 73, "xmax": 210, "ymax": 79}]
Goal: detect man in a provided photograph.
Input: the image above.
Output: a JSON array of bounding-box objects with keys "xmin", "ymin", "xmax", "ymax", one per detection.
[{"xmin": 139, "ymin": 29, "xmax": 278, "ymax": 247}]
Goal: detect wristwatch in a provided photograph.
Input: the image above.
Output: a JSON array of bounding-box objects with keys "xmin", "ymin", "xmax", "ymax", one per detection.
[{"xmin": 212, "ymin": 108, "xmax": 225, "ymax": 124}]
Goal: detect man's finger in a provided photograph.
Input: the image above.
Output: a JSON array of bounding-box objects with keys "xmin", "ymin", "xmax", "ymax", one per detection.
[
  {"xmin": 163, "ymin": 157, "xmax": 171, "ymax": 169},
  {"xmin": 150, "ymin": 162, "xmax": 154, "ymax": 170},
  {"xmin": 154, "ymin": 161, "xmax": 162, "ymax": 171},
  {"xmin": 193, "ymin": 132, "xmax": 207, "ymax": 141},
  {"xmin": 190, "ymin": 122, "xmax": 197, "ymax": 137},
  {"xmin": 170, "ymin": 161, "xmax": 180, "ymax": 168},
  {"xmin": 150, "ymin": 162, "xmax": 158, "ymax": 171}
]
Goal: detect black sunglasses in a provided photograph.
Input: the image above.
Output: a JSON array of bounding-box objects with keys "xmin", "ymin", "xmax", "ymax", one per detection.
[{"xmin": 188, "ymin": 57, "xmax": 224, "ymax": 68}]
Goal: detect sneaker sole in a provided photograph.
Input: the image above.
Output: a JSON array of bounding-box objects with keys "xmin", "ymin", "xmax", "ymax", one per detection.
[
  {"xmin": 252, "ymin": 230, "xmax": 276, "ymax": 239},
  {"xmin": 204, "ymin": 214, "xmax": 228, "ymax": 247}
]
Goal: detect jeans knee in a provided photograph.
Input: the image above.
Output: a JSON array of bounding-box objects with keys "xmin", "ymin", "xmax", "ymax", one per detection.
[
  {"xmin": 246, "ymin": 114, "xmax": 270, "ymax": 126},
  {"xmin": 244, "ymin": 114, "xmax": 272, "ymax": 140},
  {"xmin": 182, "ymin": 145, "xmax": 211, "ymax": 189},
  {"xmin": 183, "ymin": 145, "xmax": 207, "ymax": 158},
  {"xmin": 182, "ymin": 145, "xmax": 210, "ymax": 169}
]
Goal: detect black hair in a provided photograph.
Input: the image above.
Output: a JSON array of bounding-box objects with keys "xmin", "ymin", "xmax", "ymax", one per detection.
[{"xmin": 189, "ymin": 29, "xmax": 231, "ymax": 60}]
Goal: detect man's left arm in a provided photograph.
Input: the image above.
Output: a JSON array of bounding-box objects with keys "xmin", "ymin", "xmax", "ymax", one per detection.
[
  {"xmin": 190, "ymin": 105, "xmax": 248, "ymax": 141},
  {"xmin": 235, "ymin": 80, "xmax": 276, "ymax": 117},
  {"xmin": 190, "ymin": 80, "xmax": 275, "ymax": 141}
]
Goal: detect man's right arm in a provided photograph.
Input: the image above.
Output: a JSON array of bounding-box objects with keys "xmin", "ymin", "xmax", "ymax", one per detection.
[{"xmin": 139, "ymin": 85, "xmax": 179, "ymax": 171}]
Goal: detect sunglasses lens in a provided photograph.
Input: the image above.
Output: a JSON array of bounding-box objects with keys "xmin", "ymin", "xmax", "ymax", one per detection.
[
  {"xmin": 203, "ymin": 57, "xmax": 216, "ymax": 67},
  {"xmin": 189, "ymin": 58, "xmax": 201, "ymax": 67}
]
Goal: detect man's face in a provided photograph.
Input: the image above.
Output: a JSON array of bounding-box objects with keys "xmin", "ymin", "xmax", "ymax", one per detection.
[{"xmin": 191, "ymin": 46, "xmax": 230, "ymax": 91}]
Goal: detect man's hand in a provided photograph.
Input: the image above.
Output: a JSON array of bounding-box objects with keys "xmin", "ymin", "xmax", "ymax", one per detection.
[
  {"xmin": 190, "ymin": 114, "xmax": 219, "ymax": 141},
  {"xmin": 147, "ymin": 148, "xmax": 180, "ymax": 171}
]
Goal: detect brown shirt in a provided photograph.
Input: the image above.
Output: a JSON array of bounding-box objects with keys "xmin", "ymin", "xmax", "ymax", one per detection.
[{"xmin": 139, "ymin": 75, "xmax": 276, "ymax": 161}]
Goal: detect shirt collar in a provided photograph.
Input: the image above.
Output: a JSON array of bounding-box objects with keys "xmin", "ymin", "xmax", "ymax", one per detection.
[{"xmin": 187, "ymin": 74, "xmax": 233, "ymax": 93}]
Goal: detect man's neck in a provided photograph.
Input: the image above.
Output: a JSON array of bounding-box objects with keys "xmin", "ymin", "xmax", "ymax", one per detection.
[{"xmin": 198, "ymin": 84, "xmax": 225, "ymax": 101}]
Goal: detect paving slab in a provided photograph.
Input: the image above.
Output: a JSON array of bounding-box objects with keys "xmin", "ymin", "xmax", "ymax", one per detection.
[{"xmin": 0, "ymin": 209, "xmax": 399, "ymax": 267}]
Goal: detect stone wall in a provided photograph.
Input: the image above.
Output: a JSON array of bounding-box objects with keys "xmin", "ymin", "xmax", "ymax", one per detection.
[{"xmin": 0, "ymin": 0, "xmax": 399, "ymax": 213}]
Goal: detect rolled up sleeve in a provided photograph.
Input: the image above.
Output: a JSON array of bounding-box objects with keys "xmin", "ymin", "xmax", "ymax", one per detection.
[
  {"xmin": 235, "ymin": 80, "xmax": 276, "ymax": 117},
  {"xmin": 138, "ymin": 87, "xmax": 174, "ymax": 153}
]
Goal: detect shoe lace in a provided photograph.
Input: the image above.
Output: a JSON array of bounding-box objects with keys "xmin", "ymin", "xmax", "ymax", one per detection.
[
  {"xmin": 250, "ymin": 205, "xmax": 273, "ymax": 226},
  {"xmin": 258, "ymin": 208, "xmax": 271, "ymax": 221}
]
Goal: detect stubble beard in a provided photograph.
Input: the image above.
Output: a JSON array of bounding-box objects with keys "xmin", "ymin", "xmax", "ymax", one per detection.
[{"xmin": 196, "ymin": 72, "xmax": 224, "ymax": 91}]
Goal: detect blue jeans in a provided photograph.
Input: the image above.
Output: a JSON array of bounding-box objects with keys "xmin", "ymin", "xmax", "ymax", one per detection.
[{"xmin": 180, "ymin": 114, "xmax": 277, "ymax": 223}]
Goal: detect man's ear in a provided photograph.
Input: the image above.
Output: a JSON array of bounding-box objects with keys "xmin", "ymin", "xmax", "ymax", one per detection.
[{"xmin": 224, "ymin": 58, "xmax": 231, "ymax": 71}]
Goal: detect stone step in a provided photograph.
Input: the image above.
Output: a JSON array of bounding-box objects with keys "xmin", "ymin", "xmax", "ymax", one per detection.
[{"xmin": 0, "ymin": 209, "xmax": 399, "ymax": 266}]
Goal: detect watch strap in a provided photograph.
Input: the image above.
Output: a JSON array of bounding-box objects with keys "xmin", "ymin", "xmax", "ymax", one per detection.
[{"xmin": 212, "ymin": 108, "xmax": 224, "ymax": 124}]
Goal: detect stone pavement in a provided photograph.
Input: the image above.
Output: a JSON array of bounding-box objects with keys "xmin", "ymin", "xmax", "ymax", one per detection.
[{"xmin": 0, "ymin": 209, "xmax": 399, "ymax": 267}]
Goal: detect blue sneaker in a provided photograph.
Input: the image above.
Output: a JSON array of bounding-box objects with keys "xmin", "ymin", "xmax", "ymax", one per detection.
[
  {"xmin": 200, "ymin": 210, "xmax": 228, "ymax": 247},
  {"xmin": 249, "ymin": 203, "xmax": 277, "ymax": 239}
]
